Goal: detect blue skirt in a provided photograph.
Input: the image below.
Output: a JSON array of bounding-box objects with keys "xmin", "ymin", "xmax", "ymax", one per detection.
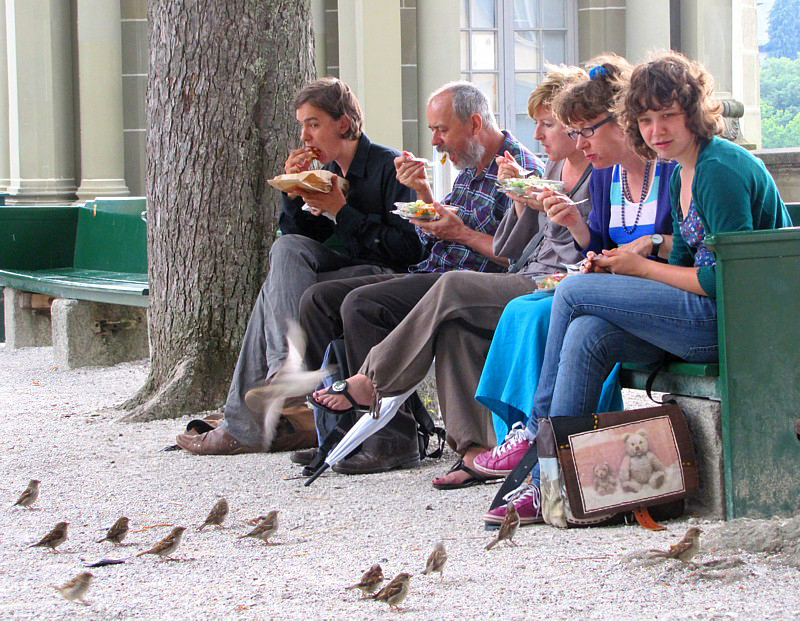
[{"xmin": 476, "ymin": 291, "xmax": 623, "ymax": 440}]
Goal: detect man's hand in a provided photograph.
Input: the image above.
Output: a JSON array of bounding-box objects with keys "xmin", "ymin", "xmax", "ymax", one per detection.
[
  {"xmin": 394, "ymin": 151, "xmax": 433, "ymax": 202},
  {"xmin": 592, "ymin": 247, "xmax": 650, "ymax": 277},
  {"xmin": 495, "ymin": 150, "xmax": 526, "ymax": 181},
  {"xmin": 295, "ymin": 175, "xmax": 347, "ymax": 217},
  {"xmin": 412, "ymin": 202, "xmax": 466, "ymax": 242},
  {"xmin": 284, "ymin": 147, "xmax": 317, "ymax": 175}
]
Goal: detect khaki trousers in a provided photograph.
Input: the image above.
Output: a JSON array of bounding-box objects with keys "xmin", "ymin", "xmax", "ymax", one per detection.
[{"xmin": 361, "ymin": 271, "xmax": 537, "ymax": 453}]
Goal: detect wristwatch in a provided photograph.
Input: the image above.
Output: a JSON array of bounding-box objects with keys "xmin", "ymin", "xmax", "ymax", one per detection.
[{"xmin": 650, "ymin": 234, "xmax": 664, "ymax": 257}]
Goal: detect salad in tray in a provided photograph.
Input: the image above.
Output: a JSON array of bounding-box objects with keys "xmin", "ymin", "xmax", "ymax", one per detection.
[
  {"xmin": 534, "ymin": 272, "xmax": 569, "ymax": 292},
  {"xmin": 497, "ymin": 176, "xmax": 565, "ymax": 197},
  {"xmin": 392, "ymin": 201, "xmax": 458, "ymax": 221}
]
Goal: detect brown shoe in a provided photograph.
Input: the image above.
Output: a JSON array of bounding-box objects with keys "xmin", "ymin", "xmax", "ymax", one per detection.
[
  {"xmin": 270, "ymin": 404, "xmax": 318, "ymax": 453},
  {"xmin": 175, "ymin": 427, "xmax": 261, "ymax": 455},
  {"xmin": 290, "ymin": 448, "xmax": 319, "ymax": 466}
]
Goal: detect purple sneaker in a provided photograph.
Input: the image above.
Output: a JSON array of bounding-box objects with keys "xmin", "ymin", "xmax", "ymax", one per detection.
[
  {"xmin": 473, "ymin": 423, "xmax": 533, "ymax": 477},
  {"xmin": 483, "ymin": 482, "xmax": 543, "ymax": 526}
]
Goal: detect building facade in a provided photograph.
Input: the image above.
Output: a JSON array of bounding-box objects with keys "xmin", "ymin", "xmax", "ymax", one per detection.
[{"xmin": 0, "ymin": 0, "xmax": 760, "ymax": 204}]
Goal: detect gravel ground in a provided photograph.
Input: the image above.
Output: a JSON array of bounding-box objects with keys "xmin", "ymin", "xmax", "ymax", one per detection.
[{"xmin": 1, "ymin": 344, "xmax": 798, "ymax": 620}]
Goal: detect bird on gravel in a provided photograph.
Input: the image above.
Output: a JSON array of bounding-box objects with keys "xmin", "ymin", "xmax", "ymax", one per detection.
[
  {"xmin": 649, "ymin": 527, "xmax": 702, "ymax": 564},
  {"xmin": 198, "ymin": 498, "xmax": 229, "ymax": 531},
  {"xmin": 485, "ymin": 503, "xmax": 520, "ymax": 550},
  {"xmin": 54, "ymin": 571, "xmax": 93, "ymax": 605},
  {"xmin": 422, "ymin": 542, "xmax": 447, "ymax": 580},
  {"xmin": 30, "ymin": 521, "xmax": 69, "ymax": 552},
  {"xmin": 97, "ymin": 516, "xmax": 130, "ymax": 545},
  {"xmin": 136, "ymin": 526, "xmax": 186, "ymax": 560},
  {"xmin": 346, "ymin": 563, "xmax": 384, "ymax": 597},
  {"xmin": 372, "ymin": 572, "xmax": 412, "ymax": 611},
  {"xmin": 238, "ymin": 510, "xmax": 279, "ymax": 545},
  {"xmin": 13, "ymin": 479, "xmax": 40, "ymax": 509},
  {"xmin": 244, "ymin": 322, "xmax": 334, "ymax": 451}
]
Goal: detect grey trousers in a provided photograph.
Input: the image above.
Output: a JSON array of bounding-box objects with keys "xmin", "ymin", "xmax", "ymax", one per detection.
[
  {"xmin": 360, "ymin": 270, "xmax": 538, "ymax": 453},
  {"xmin": 222, "ymin": 234, "xmax": 391, "ymax": 445}
]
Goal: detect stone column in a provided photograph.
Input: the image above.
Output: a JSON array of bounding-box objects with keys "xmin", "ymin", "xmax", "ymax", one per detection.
[
  {"xmin": 337, "ymin": 0, "xmax": 403, "ymax": 149},
  {"xmin": 577, "ymin": 0, "xmax": 627, "ymax": 62},
  {"xmin": 5, "ymin": 0, "xmax": 76, "ymax": 204},
  {"xmin": 0, "ymin": 0, "xmax": 10, "ymax": 193},
  {"xmin": 74, "ymin": 0, "xmax": 129, "ymax": 201},
  {"xmin": 625, "ymin": 0, "xmax": 671, "ymax": 63},
  {"xmin": 680, "ymin": 0, "xmax": 760, "ymax": 147},
  {"xmin": 416, "ymin": 0, "xmax": 459, "ymax": 198},
  {"xmin": 310, "ymin": 0, "xmax": 326, "ymax": 78}
]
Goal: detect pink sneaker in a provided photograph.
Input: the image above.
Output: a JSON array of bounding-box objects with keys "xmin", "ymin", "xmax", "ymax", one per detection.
[
  {"xmin": 473, "ymin": 423, "xmax": 533, "ymax": 477},
  {"xmin": 483, "ymin": 482, "xmax": 543, "ymax": 526}
]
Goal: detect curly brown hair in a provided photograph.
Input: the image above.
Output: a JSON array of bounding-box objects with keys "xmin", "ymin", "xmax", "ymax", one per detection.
[
  {"xmin": 551, "ymin": 54, "xmax": 633, "ymax": 126},
  {"xmin": 293, "ymin": 77, "xmax": 363, "ymax": 140},
  {"xmin": 619, "ymin": 52, "xmax": 723, "ymax": 159},
  {"xmin": 527, "ymin": 65, "xmax": 588, "ymax": 117}
]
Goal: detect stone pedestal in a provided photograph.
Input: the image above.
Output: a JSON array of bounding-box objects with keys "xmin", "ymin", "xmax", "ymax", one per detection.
[
  {"xmin": 51, "ymin": 299, "xmax": 148, "ymax": 369},
  {"xmin": 667, "ymin": 393, "xmax": 726, "ymax": 520},
  {"xmin": 3, "ymin": 288, "xmax": 53, "ymax": 348}
]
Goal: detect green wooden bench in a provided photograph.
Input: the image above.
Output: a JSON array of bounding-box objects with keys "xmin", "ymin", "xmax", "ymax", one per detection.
[
  {"xmin": 619, "ymin": 202, "xmax": 800, "ymax": 520},
  {"xmin": 0, "ymin": 198, "xmax": 149, "ymax": 368}
]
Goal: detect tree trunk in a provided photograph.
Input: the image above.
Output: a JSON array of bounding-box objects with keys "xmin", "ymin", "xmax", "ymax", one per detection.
[{"xmin": 122, "ymin": 0, "xmax": 315, "ymax": 422}]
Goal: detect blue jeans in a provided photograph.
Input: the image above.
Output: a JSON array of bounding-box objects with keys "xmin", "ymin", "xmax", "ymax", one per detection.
[{"xmin": 527, "ymin": 273, "xmax": 718, "ymax": 438}]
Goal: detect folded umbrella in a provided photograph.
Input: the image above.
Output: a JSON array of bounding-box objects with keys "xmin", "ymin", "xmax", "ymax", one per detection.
[{"xmin": 304, "ymin": 387, "xmax": 417, "ymax": 486}]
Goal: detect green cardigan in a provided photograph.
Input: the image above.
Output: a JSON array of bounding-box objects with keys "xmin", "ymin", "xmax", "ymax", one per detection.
[{"xmin": 668, "ymin": 136, "xmax": 792, "ymax": 298}]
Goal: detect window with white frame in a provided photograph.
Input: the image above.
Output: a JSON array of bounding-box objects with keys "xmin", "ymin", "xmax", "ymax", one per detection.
[{"xmin": 461, "ymin": 0, "xmax": 577, "ymax": 154}]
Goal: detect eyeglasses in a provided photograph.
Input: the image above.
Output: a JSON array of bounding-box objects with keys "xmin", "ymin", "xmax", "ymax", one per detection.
[{"xmin": 566, "ymin": 116, "xmax": 616, "ymax": 141}]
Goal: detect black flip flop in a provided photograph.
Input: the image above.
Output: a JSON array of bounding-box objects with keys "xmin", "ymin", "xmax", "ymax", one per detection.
[
  {"xmin": 432, "ymin": 459, "xmax": 491, "ymax": 490},
  {"xmin": 306, "ymin": 380, "xmax": 369, "ymax": 417}
]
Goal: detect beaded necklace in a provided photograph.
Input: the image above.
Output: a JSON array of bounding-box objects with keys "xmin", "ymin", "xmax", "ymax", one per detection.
[{"xmin": 619, "ymin": 159, "xmax": 653, "ymax": 235}]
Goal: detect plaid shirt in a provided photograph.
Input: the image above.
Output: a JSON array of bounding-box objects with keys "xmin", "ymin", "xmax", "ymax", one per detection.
[{"xmin": 411, "ymin": 131, "xmax": 543, "ymax": 273}]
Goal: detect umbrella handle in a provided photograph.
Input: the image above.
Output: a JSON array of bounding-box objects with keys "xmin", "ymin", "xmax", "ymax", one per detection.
[{"xmin": 303, "ymin": 463, "xmax": 330, "ymax": 487}]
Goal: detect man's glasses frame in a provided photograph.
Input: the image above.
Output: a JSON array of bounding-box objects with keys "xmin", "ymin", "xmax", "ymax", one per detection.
[{"xmin": 566, "ymin": 115, "xmax": 616, "ymax": 141}]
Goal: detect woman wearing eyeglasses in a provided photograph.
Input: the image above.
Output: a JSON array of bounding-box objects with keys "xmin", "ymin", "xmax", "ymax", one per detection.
[
  {"xmin": 479, "ymin": 53, "xmax": 790, "ymax": 526},
  {"xmin": 475, "ymin": 55, "xmax": 678, "ymax": 526}
]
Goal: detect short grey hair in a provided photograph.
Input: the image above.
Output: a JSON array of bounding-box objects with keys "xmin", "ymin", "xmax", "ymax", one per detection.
[{"xmin": 429, "ymin": 81, "xmax": 498, "ymax": 130}]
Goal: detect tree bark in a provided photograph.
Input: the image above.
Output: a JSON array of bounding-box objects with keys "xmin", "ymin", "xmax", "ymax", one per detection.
[{"xmin": 122, "ymin": 0, "xmax": 315, "ymax": 422}]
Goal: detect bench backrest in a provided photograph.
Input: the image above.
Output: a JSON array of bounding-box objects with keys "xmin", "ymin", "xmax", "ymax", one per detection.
[
  {"xmin": 784, "ymin": 202, "xmax": 800, "ymax": 225},
  {"xmin": 706, "ymin": 226, "xmax": 800, "ymax": 518},
  {"xmin": 0, "ymin": 206, "xmax": 78, "ymax": 270},
  {"xmin": 73, "ymin": 198, "xmax": 147, "ymax": 274}
]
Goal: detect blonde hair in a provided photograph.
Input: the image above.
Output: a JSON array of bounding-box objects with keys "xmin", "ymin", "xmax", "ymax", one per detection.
[{"xmin": 527, "ymin": 65, "xmax": 589, "ymax": 117}]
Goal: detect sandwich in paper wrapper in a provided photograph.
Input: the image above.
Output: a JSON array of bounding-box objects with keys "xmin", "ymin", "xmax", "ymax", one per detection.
[{"xmin": 267, "ymin": 170, "xmax": 349, "ymax": 194}]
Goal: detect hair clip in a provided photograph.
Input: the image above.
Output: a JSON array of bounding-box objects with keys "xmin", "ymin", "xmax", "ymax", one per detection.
[{"xmin": 589, "ymin": 66, "xmax": 608, "ymax": 80}]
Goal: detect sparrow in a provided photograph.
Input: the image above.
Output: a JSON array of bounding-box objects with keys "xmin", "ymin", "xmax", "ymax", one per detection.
[
  {"xmin": 244, "ymin": 322, "xmax": 334, "ymax": 450},
  {"xmin": 29, "ymin": 521, "xmax": 69, "ymax": 552},
  {"xmin": 650, "ymin": 527, "xmax": 702, "ymax": 564},
  {"xmin": 136, "ymin": 526, "xmax": 186, "ymax": 560},
  {"xmin": 345, "ymin": 563, "xmax": 384, "ymax": 597},
  {"xmin": 238, "ymin": 510, "xmax": 278, "ymax": 544},
  {"xmin": 13, "ymin": 479, "xmax": 40, "ymax": 509},
  {"xmin": 199, "ymin": 498, "xmax": 229, "ymax": 531},
  {"xmin": 97, "ymin": 516, "xmax": 130, "ymax": 545},
  {"xmin": 485, "ymin": 503, "xmax": 520, "ymax": 550},
  {"xmin": 372, "ymin": 572, "xmax": 412, "ymax": 611},
  {"xmin": 54, "ymin": 571, "xmax": 93, "ymax": 605},
  {"xmin": 422, "ymin": 542, "xmax": 447, "ymax": 580}
]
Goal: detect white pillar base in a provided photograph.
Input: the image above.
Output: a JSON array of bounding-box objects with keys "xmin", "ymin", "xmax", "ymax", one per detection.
[{"xmin": 76, "ymin": 178, "xmax": 130, "ymax": 202}]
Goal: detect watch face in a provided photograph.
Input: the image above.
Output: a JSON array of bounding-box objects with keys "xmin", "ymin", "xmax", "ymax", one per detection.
[
  {"xmin": 331, "ymin": 380, "xmax": 348, "ymax": 393},
  {"xmin": 651, "ymin": 234, "xmax": 664, "ymax": 244}
]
